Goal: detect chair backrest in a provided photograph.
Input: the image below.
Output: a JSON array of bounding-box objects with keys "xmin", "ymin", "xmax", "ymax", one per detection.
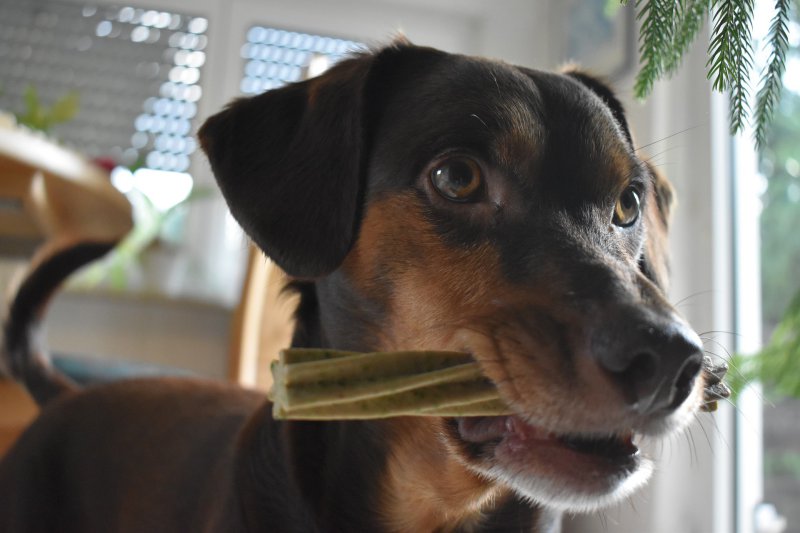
[{"xmin": 228, "ymin": 245, "xmax": 298, "ymax": 390}]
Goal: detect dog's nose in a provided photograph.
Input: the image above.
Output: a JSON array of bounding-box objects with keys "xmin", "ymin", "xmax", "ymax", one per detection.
[{"xmin": 591, "ymin": 309, "xmax": 704, "ymax": 414}]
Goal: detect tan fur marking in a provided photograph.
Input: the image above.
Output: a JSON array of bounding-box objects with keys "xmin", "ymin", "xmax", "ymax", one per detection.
[
  {"xmin": 346, "ymin": 193, "xmax": 511, "ymax": 352},
  {"xmin": 380, "ymin": 417, "xmax": 502, "ymax": 532}
]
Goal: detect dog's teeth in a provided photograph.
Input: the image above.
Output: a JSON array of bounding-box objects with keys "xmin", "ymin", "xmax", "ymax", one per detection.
[{"xmin": 503, "ymin": 417, "xmax": 557, "ymax": 441}]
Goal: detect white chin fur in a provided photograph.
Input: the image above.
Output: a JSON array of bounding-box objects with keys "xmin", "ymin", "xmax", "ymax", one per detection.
[
  {"xmin": 484, "ymin": 457, "xmax": 654, "ymax": 513},
  {"xmin": 473, "ymin": 380, "xmax": 704, "ymax": 513},
  {"xmin": 640, "ymin": 378, "xmax": 704, "ymax": 437}
]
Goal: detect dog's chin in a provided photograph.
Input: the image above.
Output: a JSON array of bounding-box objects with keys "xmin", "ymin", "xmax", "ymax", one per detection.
[
  {"xmin": 448, "ymin": 390, "xmax": 699, "ymax": 513},
  {"xmin": 449, "ymin": 415, "xmax": 650, "ymax": 512}
]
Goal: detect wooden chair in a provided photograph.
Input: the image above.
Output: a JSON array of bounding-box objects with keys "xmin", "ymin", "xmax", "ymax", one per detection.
[{"xmin": 227, "ymin": 245, "xmax": 298, "ymax": 391}]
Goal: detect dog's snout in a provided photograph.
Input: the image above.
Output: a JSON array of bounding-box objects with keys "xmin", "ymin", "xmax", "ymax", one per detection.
[{"xmin": 592, "ymin": 311, "xmax": 704, "ymax": 414}]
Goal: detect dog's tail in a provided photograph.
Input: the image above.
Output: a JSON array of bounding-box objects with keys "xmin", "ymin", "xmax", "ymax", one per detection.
[{"xmin": 2, "ymin": 241, "xmax": 115, "ymax": 405}]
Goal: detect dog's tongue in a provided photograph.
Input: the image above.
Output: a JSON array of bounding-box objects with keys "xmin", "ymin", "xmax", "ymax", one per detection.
[{"xmin": 456, "ymin": 415, "xmax": 554, "ymax": 444}]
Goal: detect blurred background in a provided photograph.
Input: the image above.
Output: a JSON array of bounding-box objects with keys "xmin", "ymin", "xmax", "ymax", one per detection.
[{"xmin": 0, "ymin": 0, "xmax": 797, "ymax": 532}]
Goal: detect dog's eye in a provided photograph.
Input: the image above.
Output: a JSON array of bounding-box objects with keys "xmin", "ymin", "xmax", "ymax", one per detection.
[
  {"xmin": 430, "ymin": 157, "xmax": 483, "ymax": 202},
  {"xmin": 613, "ymin": 187, "xmax": 641, "ymax": 227}
]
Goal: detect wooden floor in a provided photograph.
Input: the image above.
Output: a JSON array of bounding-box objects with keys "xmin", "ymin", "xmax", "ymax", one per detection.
[{"xmin": 0, "ymin": 379, "xmax": 38, "ymax": 457}]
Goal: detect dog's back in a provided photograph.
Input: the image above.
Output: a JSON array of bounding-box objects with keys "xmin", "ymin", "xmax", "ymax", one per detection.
[{"xmin": 0, "ymin": 381, "xmax": 283, "ymax": 532}]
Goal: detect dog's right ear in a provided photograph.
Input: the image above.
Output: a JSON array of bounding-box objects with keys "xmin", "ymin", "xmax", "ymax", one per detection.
[
  {"xmin": 199, "ymin": 50, "xmax": 380, "ymax": 279},
  {"xmin": 640, "ymin": 161, "xmax": 676, "ymax": 290}
]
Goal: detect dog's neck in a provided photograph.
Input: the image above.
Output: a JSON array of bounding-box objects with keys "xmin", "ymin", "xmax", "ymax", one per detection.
[{"xmin": 277, "ymin": 282, "xmax": 561, "ymax": 532}]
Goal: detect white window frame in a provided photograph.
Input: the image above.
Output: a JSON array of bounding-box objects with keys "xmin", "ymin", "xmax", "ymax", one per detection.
[{"xmin": 732, "ymin": 125, "xmax": 764, "ymax": 533}]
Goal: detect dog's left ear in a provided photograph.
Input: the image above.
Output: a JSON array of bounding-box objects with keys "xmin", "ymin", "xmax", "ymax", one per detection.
[
  {"xmin": 198, "ymin": 53, "xmax": 376, "ymax": 279},
  {"xmin": 565, "ymin": 70, "xmax": 674, "ymax": 290}
]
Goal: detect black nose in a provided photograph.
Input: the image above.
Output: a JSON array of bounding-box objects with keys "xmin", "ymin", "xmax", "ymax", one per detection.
[{"xmin": 592, "ymin": 308, "xmax": 704, "ymax": 414}]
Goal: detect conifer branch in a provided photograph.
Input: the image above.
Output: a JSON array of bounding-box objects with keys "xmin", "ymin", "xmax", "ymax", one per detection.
[
  {"xmin": 754, "ymin": 0, "xmax": 790, "ymax": 148},
  {"xmin": 634, "ymin": 0, "xmax": 678, "ymax": 98},
  {"xmin": 715, "ymin": 0, "xmax": 755, "ymax": 133},
  {"xmin": 627, "ymin": 0, "xmax": 793, "ymax": 146},
  {"xmin": 664, "ymin": 0, "xmax": 709, "ymax": 75}
]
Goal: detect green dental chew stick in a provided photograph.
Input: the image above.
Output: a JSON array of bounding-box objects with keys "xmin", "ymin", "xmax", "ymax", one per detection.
[
  {"xmin": 269, "ymin": 348, "xmax": 513, "ymax": 419},
  {"xmin": 269, "ymin": 349, "xmax": 729, "ymax": 419}
]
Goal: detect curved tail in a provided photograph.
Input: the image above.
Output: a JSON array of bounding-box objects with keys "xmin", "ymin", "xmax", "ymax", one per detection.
[{"xmin": 2, "ymin": 241, "xmax": 115, "ymax": 405}]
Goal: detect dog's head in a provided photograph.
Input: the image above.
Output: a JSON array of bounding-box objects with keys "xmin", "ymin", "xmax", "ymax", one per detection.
[{"xmin": 200, "ymin": 42, "xmax": 704, "ymax": 512}]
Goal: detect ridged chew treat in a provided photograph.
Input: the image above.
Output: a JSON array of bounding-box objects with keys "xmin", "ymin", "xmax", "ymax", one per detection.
[
  {"xmin": 269, "ymin": 349, "xmax": 731, "ymax": 419},
  {"xmin": 269, "ymin": 349, "xmax": 514, "ymax": 420}
]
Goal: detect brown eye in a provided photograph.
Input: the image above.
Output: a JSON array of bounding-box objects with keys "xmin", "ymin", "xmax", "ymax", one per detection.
[
  {"xmin": 613, "ymin": 187, "xmax": 641, "ymax": 227},
  {"xmin": 430, "ymin": 157, "xmax": 483, "ymax": 202}
]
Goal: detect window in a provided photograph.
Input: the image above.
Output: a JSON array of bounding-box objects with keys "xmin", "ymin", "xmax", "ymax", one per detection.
[
  {"xmin": 752, "ymin": 44, "xmax": 800, "ymax": 533},
  {"xmin": 0, "ymin": 0, "xmax": 208, "ymax": 250},
  {"xmin": 240, "ymin": 26, "xmax": 364, "ymax": 94},
  {"xmin": 735, "ymin": 6, "xmax": 800, "ymax": 533},
  {"xmin": 0, "ymin": 0, "xmax": 213, "ymax": 298},
  {"xmin": 0, "ymin": 0, "xmax": 207, "ymax": 178}
]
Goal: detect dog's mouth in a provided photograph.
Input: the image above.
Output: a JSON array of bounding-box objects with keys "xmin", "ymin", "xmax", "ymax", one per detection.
[
  {"xmin": 455, "ymin": 415, "xmax": 639, "ymax": 466},
  {"xmin": 450, "ymin": 414, "xmax": 648, "ymax": 510}
]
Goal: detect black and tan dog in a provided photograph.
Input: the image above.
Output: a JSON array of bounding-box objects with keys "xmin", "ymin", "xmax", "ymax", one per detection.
[{"xmin": 0, "ymin": 41, "xmax": 728, "ymax": 532}]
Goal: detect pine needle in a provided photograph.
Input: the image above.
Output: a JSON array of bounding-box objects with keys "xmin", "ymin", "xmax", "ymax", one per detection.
[
  {"xmin": 634, "ymin": 0, "xmax": 679, "ymax": 98},
  {"xmin": 707, "ymin": 0, "xmax": 755, "ymax": 133},
  {"xmin": 664, "ymin": 0, "xmax": 709, "ymax": 75},
  {"xmin": 629, "ymin": 0, "xmax": 794, "ymax": 142},
  {"xmin": 754, "ymin": 0, "xmax": 791, "ymax": 148}
]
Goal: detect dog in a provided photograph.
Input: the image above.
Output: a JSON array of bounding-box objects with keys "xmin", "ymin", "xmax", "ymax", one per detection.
[{"xmin": 0, "ymin": 41, "xmax": 728, "ymax": 532}]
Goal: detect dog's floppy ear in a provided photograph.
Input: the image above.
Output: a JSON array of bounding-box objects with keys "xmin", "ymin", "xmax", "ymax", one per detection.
[
  {"xmin": 564, "ymin": 70, "xmax": 674, "ymax": 289},
  {"xmin": 564, "ymin": 70, "xmax": 634, "ymax": 149},
  {"xmin": 199, "ymin": 52, "xmax": 377, "ymax": 278},
  {"xmin": 640, "ymin": 162, "xmax": 675, "ymax": 290}
]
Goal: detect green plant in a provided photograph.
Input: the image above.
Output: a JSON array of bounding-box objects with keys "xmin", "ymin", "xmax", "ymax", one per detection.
[
  {"xmin": 72, "ymin": 186, "xmax": 212, "ymax": 291},
  {"xmin": 730, "ymin": 292, "xmax": 800, "ymax": 399},
  {"xmin": 4, "ymin": 84, "xmax": 209, "ymax": 294},
  {"xmin": 14, "ymin": 85, "xmax": 80, "ymax": 133},
  {"xmin": 626, "ymin": 0, "xmax": 793, "ymax": 149},
  {"xmin": 765, "ymin": 450, "xmax": 800, "ymax": 479}
]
